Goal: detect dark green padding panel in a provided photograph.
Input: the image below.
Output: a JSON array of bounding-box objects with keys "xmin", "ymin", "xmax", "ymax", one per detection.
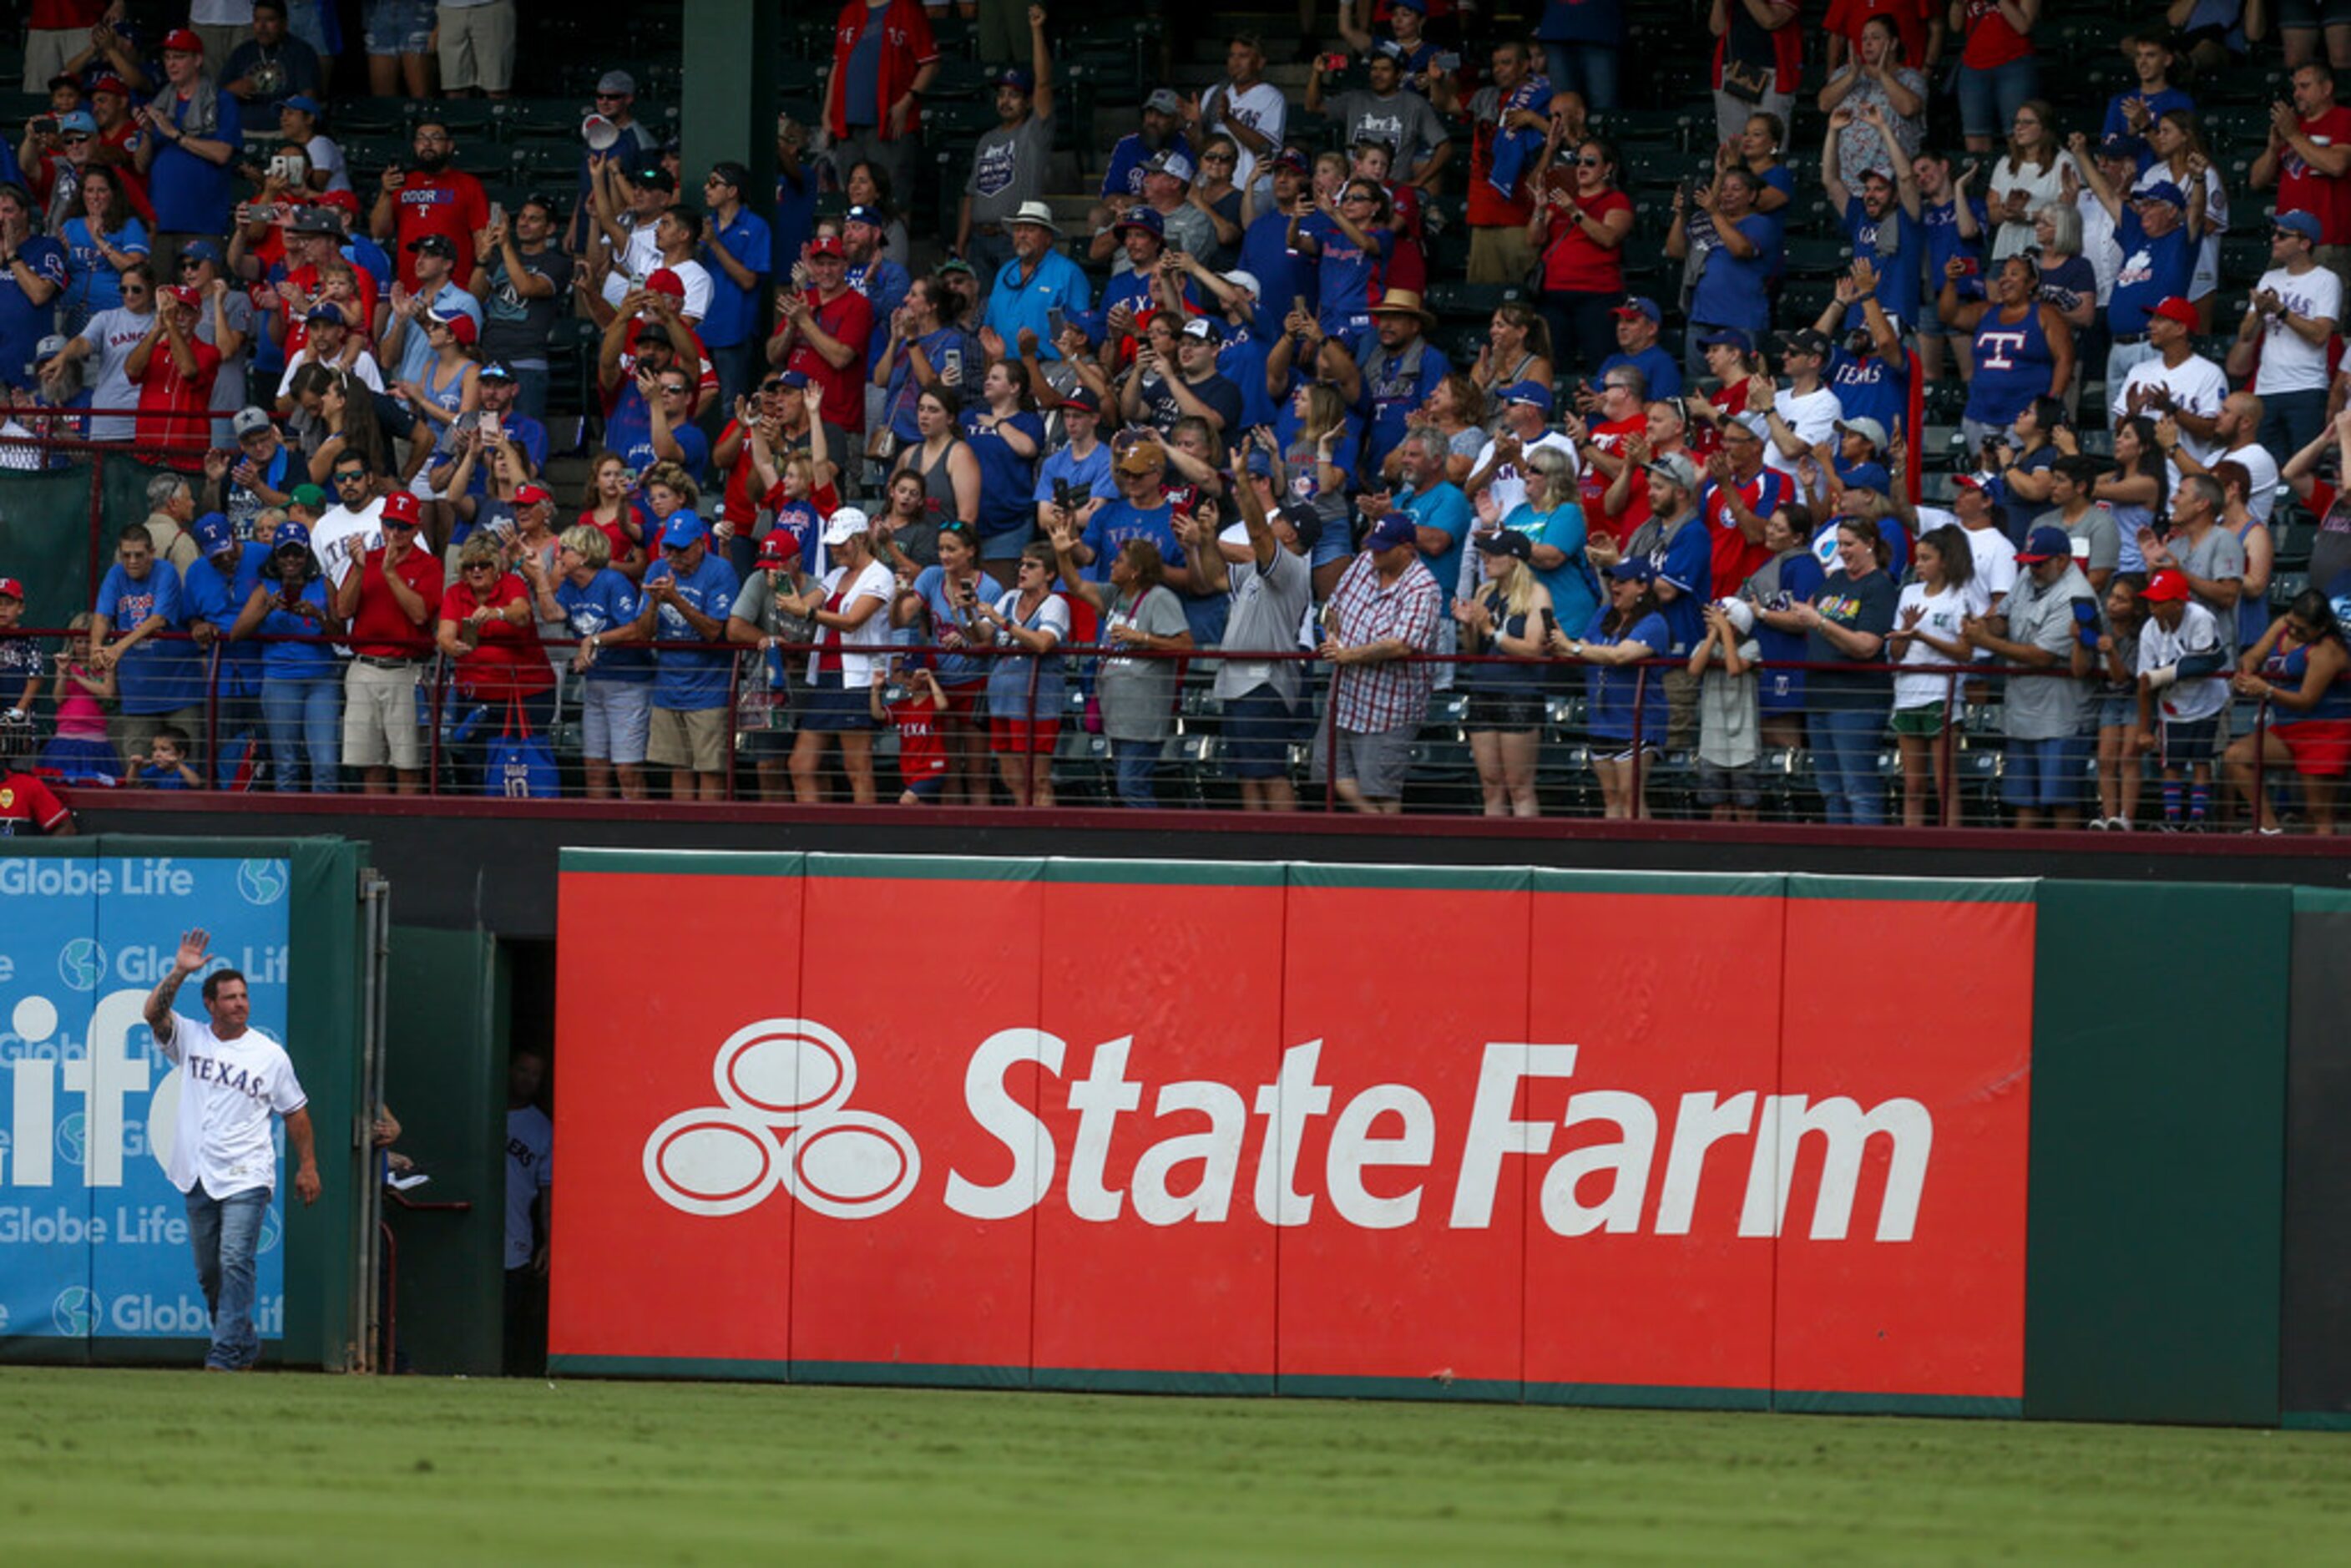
[{"xmin": 2025, "ymin": 881, "xmax": 2289, "ymax": 1425}]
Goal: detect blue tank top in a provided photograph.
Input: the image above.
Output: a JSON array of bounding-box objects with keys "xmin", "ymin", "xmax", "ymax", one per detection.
[
  {"xmin": 1964, "ymin": 305, "xmax": 2052, "ymax": 427},
  {"xmin": 2235, "ymin": 517, "xmax": 2273, "ymax": 651},
  {"xmin": 2262, "ymin": 637, "xmax": 2351, "ymax": 726}
]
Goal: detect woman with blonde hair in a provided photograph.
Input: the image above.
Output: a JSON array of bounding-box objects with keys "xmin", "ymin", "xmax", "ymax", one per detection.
[{"xmin": 1454, "ymin": 529, "xmax": 1555, "ymax": 817}]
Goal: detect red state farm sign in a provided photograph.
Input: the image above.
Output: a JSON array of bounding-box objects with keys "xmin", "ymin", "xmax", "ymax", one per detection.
[{"xmin": 552, "ymin": 863, "xmax": 2032, "ymax": 1406}]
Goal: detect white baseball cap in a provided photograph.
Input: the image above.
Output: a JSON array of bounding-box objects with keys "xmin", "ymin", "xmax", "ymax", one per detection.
[{"xmin": 821, "ymin": 506, "xmax": 871, "ymax": 547}]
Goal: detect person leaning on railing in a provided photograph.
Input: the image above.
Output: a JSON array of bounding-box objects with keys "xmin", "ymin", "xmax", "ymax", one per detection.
[
  {"xmin": 437, "ymin": 534, "xmax": 554, "ymax": 792},
  {"xmin": 232, "ymin": 520, "xmax": 345, "ymax": 793},
  {"xmin": 1048, "ymin": 518, "xmax": 1191, "ymax": 810},
  {"xmin": 1550, "ymin": 559, "xmax": 1669, "ymax": 822},
  {"xmin": 538, "ymin": 524, "xmax": 652, "ymax": 804},
  {"xmin": 1789, "ymin": 517, "xmax": 1898, "ymax": 827},
  {"xmin": 1177, "ymin": 470, "xmax": 1319, "ymax": 815},
  {"xmin": 1313, "ymin": 512, "xmax": 1442, "ymax": 817},
  {"xmin": 1454, "ymin": 529, "xmax": 1555, "ymax": 819},
  {"xmin": 973, "ymin": 539, "xmax": 1069, "ymax": 808},
  {"xmin": 2227, "ymin": 588, "xmax": 2351, "ymax": 836}
]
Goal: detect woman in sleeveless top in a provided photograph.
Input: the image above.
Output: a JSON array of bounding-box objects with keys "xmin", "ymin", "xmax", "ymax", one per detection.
[
  {"xmin": 895, "ymin": 382, "xmax": 980, "ymax": 539},
  {"xmin": 2226, "ymin": 587, "xmax": 2351, "ymax": 833},
  {"xmin": 1940, "ymin": 254, "xmax": 2072, "ymax": 453},
  {"xmin": 1470, "ymin": 301, "xmax": 1554, "ymax": 418}
]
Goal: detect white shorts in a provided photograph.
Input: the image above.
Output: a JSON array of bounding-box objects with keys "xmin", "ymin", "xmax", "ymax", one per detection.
[{"xmin": 342, "ymin": 658, "xmax": 426, "ymax": 769}]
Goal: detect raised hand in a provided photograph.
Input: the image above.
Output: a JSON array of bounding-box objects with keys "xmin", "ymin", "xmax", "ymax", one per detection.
[{"xmin": 173, "ymin": 929, "xmax": 211, "ymax": 975}]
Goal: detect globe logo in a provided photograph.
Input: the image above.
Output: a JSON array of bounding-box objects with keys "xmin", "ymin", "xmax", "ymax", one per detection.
[
  {"xmin": 259, "ymin": 1205, "xmax": 281, "ymax": 1256},
  {"xmin": 237, "ymin": 859, "xmax": 289, "ymax": 906},
  {"xmin": 53, "ymin": 1110, "xmax": 85, "ymax": 1169},
  {"xmin": 57, "ymin": 937, "xmax": 107, "ymax": 991},
  {"xmin": 53, "ymin": 1285, "xmax": 102, "ymax": 1336}
]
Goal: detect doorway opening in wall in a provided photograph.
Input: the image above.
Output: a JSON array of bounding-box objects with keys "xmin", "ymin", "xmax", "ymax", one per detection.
[{"xmin": 502, "ymin": 938, "xmax": 557, "ymax": 1376}]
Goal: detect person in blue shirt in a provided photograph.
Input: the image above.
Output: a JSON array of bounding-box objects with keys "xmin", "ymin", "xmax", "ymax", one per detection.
[
  {"xmin": 1816, "ymin": 275, "xmax": 1915, "ymax": 460},
  {"xmin": 57, "ymin": 159, "xmax": 148, "ymax": 336},
  {"xmin": 1631, "ymin": 453, "xmax": 1713, "ymax": 659},
  {"xmin": 93, "ymin": 520, "xmax": 205, "ymax": 765},
  {"xmin": 843, "ymin": 205, "xmax": 911, "ymax": 380},
  {"xmin": 1031, "ymin": 385, "xmax": 1115, "ymax": 537},
  {"xmin": 2088, "ymin": 175, "xmax": 2197, "ymax": 393},
  {"xmin": 978, "ymin": 205, "xmax": 1090, "ymax": 364},
  {"xmin": 1100, "ymin": 92, "xmax": 1195, "ymax": 205},
  {"xmin": 1671, "ymin": 168, "xmax": 1774, "ymax": 385},
  {"xmin": 1553, "ymin": 558, "xmax": 1672, "ymax": 818},
  {"xmin": 697, "ymin": 160, "xmax": 773, "ymax": 416},
  {"xmin": 776, "ymin": 117, "xmax": 820, "ymax": 289},
  {"xmin": 2101, "ymin": 34, "xmax": 2194, "ymax": 152},
  {"xmin": 1234, "ymin": 149, "xmax": 1313, "ymax": 342},
  {"xmin": 875, "ymin": 276, "xmax": 980, "ymax": 448},
  {"xmin": 427, "ymin": 363, "xmax": 548, "ymax": 507},
  {"xmin": 136, "ymin": 33, "xmax": 245, "ymax": 261},
  {"xmin": 233, "ymin": 521, "xmax": 345, "ymax": 792},
  {"xmin": 1914, "ymin": 149, "xmax": 1990, "ymax": 388},
  {"xmin": 1331, "ymin": 290, "xmax": 1449, "ymax": 482},
  {"xmin": 633, "ymin": 510, "xmax": 740, "ymax": 801},
  {"xmin": 1374, "ymin": 429, "xmax": 1473, "ymax": 614},
  {"xmin": 1073, "ymin": 441, "xmax": 1182, "ymax": 588},
  {"xmin": 961, "ymin": 357, "xmax": 1048, "ymax": 579},
  {"xmin": 1292, "ymin": 179, "xmax": 1391, "ymax": 343},
  {"xmin": 0, "ymin": 184, "xmax": 66, "ymax": 392},
  {"xmin": 538, "ymin": 522, "xmax": 651, "ymax": 801},
  {"xmin": 1596, "ymin": 298, "xmax": 1682, "ymax": 402},
  {"xmin": 179, "ymin": 510, "xmax": 269, "ymax": 771},
  {"xmin": 1822, "ymin": 104, "xmax": 1926, "ymax": 332}
]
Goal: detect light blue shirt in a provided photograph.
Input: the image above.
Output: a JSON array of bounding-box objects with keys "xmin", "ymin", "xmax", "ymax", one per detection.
[{"xmin": 978, "ymin": 248, "xmax": 1092, "ymax": 362}]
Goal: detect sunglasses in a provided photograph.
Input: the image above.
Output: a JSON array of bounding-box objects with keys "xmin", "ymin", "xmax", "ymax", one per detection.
[
  {"xmin": 1574, "ymin": 154, "xmax": 1605, "ymax": 166},
  {"xmin": 463, "ymin": 562, "xmax": 499, "ymax": 572},
  {"xmin": 383, "ymin": 519, "xmax": 418, "ymax": 530},
  {"xmin": 333, "ymin": 471, "xmax": 368, "ymax": 483}
]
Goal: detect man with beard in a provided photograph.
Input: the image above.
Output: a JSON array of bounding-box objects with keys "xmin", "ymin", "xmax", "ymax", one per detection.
[
  {"xmin": 1100, "ymin": 89, "xmax": 1195, "ymax": 204},
  {"xmin": 368, "ymin": 117, "xmax": 489, "ymax": 290}
]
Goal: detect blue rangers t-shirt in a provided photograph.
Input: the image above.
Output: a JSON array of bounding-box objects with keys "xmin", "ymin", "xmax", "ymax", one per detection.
[
  {"xmin": 643, "ymin": 549, "xmax": 740, "ymax": 709},
  {"xmin": 556, "ymin": 569, "xmax": 651, "ymax": 683},
  {"xmin": 94, "ymin": 559, "xmax": 199, "ymax": 714}
]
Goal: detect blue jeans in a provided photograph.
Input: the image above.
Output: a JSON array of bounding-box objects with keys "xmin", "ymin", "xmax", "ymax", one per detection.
[
  {"xmin": 1810, "ymin": 703, "xmax": 1886, "ymax": 826},
  {"xmin": 261, "ymin": 675, "xmax": 342, "ymax": 792},
  {"xmin": 706, "ymin": 338, "xmax": 759, "ymax": 421},
  {"xmin": 186, "ymin": 1182, "xmax": 270, "ymax": 1369},
  {"xmin": 1544, "ymin": 43, "xmax": 1620, "ymax": 112},
  {"xmin": 1112, "ymin": 736, "xmax": 1160, "ymax": 807},
  {"xmin": 1956, "ymin": 57, "xmax": 2040, "ymax": 141},
  {"xmin": 2262, "ymin": 389, "xmax": 2329, "ymax": 466}
]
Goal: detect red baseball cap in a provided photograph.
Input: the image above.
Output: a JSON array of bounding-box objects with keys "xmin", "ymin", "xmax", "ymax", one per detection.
[
  {"xmin": 379, "ymin": 491, "xmax": 422, "ymax": 525},
  {"xmin": 2142, "ymin": 568, "xmax": 2192, "ymax": 603},
  {"xmin": 430, "ymin": 310, "xmax": 478, "ymax": 345},
  {"xmin": 2151, "ymin": 296, "xmax": 2199, "ymax": 329},
  {"xmin": 645, "ymin": 268, "xmax": 686, "ymax": 299},
  {"xmin": 805, "ymin": 235, "xmax": 846, "ymax": 259},
  {"xmin": 316, "ymin": 189, "xmax": 362, "ymax": 215},
  {"xmin": 756, "ymin": 531, "xmax": 801, "ymax": 565},
  {"xmin": 0, "ymin": 576, "xmax": 24, "ymax": 600},
  {"xmin": 513, "ymin": 483, "xmax": 553, "ymax": 507},
  {"xmin": 161, "ymin": 284, "xmax": 201, "ymax": 306},
  {"xmin": 162, "ymin": 28, "xmax": 203, "ymax": 54},
  {"xmin": 89, "ymin": 74, "xmax": 129, "ymax": 98}
]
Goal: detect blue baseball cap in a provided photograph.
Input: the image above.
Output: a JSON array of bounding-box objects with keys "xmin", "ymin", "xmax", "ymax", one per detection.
[
  {"xmin": 1611, "ymin": 296, "xmax": 1661, "ymax": 324},
  {"xmin": 1839, "ymin": 461, "xmax": 1892, "ymax": 494},
  {"xmin": 55, "ymin": 109, "xmax": 97, "ymax": 136},
  {"xmin": 281, "ymin": 94, "xmax": 323, "ymax": 117},
  {"xmin": 1364, "ymin": 513, "xmax": 1418, "ymax": 552},
  {"xmin": 2136, "ymin": 180, "xmax": 2187, "ymax": 209},
  {"xmin": 1697, "ymin": 326, "xmax": 1753, "ymax": 352},
  {"xmin": 2016, "ymin": 525, "xmax": 2073, "ymax": 564},
  {"xmin": 1114, "ymin": 205, "xmax": 1165, "ymax": 239},
  {"xmin": 659, "ymin": 511, "xmax": 706, "ymax": 549},
  {"xmin": 993, "ymin": 67, "xmax": 1035, "ymax": 94},
  {"xmin": 1244, "ymin": 448, "xmax": 1276, "ymax": 478},
  {"xmin": 181, "ymin": 237, "xmax": 223, "ymax": 265},
  {"xmin": 1608, "ymin": 558, "xmax": 1656, "ymax": 583},
  {"xmin": 1389, "ymin": 0, "xmax": 1428, "ymax": 12},
  {"xmin": 304, "ymin": 301, "xmax": 345, "ymax": 325},
  {"xmin": 2275, "ymin": 210, "xmax": 2325, "ymax": 242},
  {"xmin": 1500, "ymin": 380, "xmax": 1553, "ymax": 412},
  {"xmin": 191, "ymin": 511, "xmax": 235, "ymax": 557},
  {"xmin": 270, "ymin": 521, "xmax": 310, "ymax": 552},
  {"xmin": 2096, "ymin": 134, "xmax": 2146, "ymax": 162}
]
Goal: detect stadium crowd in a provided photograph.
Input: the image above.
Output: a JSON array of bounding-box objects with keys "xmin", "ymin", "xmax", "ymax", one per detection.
[{"xmin": 3, "ymin": 0, "xmax": 2351, "ymax": 833}]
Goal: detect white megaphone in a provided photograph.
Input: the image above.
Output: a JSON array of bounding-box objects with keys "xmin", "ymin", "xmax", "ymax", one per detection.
[{"xmin": 583, "ymin": 113, "xmax": 620, "ymax": 152}]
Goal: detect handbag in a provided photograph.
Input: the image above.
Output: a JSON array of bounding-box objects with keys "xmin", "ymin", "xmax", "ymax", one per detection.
[
  {"xmin": 1720, "ymin": 57, "xmax": 1772, "ymax": 105},
  {"xmin": 483, "ymin": 696, "xmax": 558, "ymax": 798}
]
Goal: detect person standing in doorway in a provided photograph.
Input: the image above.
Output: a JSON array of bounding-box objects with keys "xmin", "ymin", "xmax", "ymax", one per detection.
[{"xmin": 504, "ymin": 1044, "xmax": 550, "ymax": 1377}]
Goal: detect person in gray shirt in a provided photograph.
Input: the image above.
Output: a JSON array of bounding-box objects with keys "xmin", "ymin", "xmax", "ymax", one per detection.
[
  {"xmin": 1964, "ymin": 524, "xmax": 2099, "ymax": 829},
  {"xmin": 2141, "ymin": 473, "xmax": 2247, "ymax": 658},
  {"xmin": 2032, "ymin": 455, "xmax": 2121, "ymax": 594},
  {"xmin": 1307, "ymin": 46, "xmax": 1454, "ymax": 189},
  {"xmin": 1179, "ymin": 448, "xmax": 1318, "ymax": 812},
  {"xmin": 957, "ymin": 10, "xmax": 1057, "ymax": 291}
]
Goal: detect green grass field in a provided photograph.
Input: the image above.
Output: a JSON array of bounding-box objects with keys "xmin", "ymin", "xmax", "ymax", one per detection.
[{"xmin": 3, "ymin": 1368, "xmax": 2347, "ymax": 1563}]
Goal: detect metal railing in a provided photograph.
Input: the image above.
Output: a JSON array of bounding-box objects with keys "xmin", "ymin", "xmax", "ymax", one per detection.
[{"xmin": 8, "ymin": 620, "xmax": 2323, "ymax": 834}]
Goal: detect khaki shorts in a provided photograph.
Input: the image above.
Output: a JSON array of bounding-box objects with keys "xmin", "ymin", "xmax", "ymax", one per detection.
[
  {"xmin": 437, "ymin": 0, "xmax": 518, "ymax": 92},
  {"xmin": 648, "ymin": 704, "xmax": 730, "ymax": 774},
  {"xmin": 342, "ymin": 659, "xmax": 426, "ymax": 769},
  {"xmin": 1466, "ymin": 225, "xmax": 1535, "ymax": 286}
]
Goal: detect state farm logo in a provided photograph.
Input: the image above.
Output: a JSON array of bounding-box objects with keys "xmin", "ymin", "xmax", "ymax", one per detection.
[
  {"xmin": 644, "ymin": 1019, "xmax": 921, "ymax": 1219},
  {"xmin": 647, "ymin": 1029, "xmax": 1935, "ymax": 1242}
]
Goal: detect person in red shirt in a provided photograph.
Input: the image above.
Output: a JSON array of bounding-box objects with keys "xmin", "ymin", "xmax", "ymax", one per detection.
[
  {"xmin": 1571, "ymin": 370, "xmax": 1650, "ymax": 543},
  {"xmin": 331, "ymin": 491, "xmax": 443, "ymax": 795},
  {"xmin": 368, "ymin": 118, "xmax": 491, "ymax": 290},
  {"xmin": 1441, "ymin": 38, "xmax": 1565, "ymax": 284},
  {"xmin": 2252, "ymin": 63, "xmax": 2351, "ymax": 263},
  {"xmin": 128, "ymin": 286, "xmax": 220, "ymax": 462},
  {"xmin": 1529, "ymin": 131, "xmax": 1636, "ymax": 370},
  {"xmin": 1951, "ymin": 0, "xmax": 2040, "ymax": 155},
  {"xmin": 1823, "ymin": 0, "xmax": 1935, "ymax": 76},
  {"xmin": 874, "ymin": 661, "xmax": 950, "ymax": 803},
  {"xmin": 1698, "ymin": 422, "xmax": 1793, "ymax": 594},
  {"xmin": 822, "ymin": 0, "xmax": 942, "ymax": 213},
  {"xmin": 435, "ymin": 535, "xmax": 555, "ymax": 772},
  {"xmin": 768, "ymin": 235, "xmax": 873, "ymax": 450}
]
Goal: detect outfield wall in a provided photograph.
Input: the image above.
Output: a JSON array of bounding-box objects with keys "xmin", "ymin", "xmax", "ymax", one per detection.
[{"xmin": 549, "ymin": 853, "xmax": 2337, "ymax": 1424}]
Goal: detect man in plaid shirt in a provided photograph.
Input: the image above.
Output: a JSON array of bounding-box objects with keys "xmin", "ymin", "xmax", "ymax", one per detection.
[{"xmin": 1312, "ymin": 513, "xmax": 1441, "ymax": 812}]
